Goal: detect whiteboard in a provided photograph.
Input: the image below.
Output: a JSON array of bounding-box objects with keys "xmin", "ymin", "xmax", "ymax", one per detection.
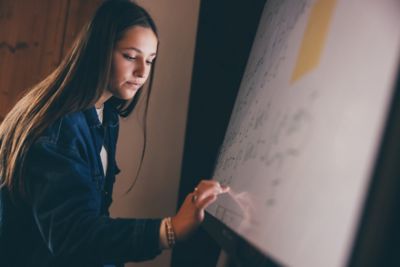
[{"xmin": 206, "ymin": 0, "xmax": 400, "ymax": 266}]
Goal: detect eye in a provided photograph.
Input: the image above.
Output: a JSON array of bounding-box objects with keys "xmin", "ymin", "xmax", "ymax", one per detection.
[
  {"xmin": 146, "ymin": 57, "xmax": 157, "ymax": 66},
  {"xmin": 123, "ymin": 54, "xmax": 136, "ymax": 61}
]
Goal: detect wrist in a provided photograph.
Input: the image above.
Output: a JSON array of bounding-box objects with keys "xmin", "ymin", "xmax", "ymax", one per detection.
[
  {"xmin": 159, "ymin": 217, "xmax": 177, "ymax": 249},
  {"xmin": 159, "ymin": 218, "xmax": 169, "ymax": 249},
  {"xmin": 170, "ymin": 216, "xmax": 181, "ymax": 241}
]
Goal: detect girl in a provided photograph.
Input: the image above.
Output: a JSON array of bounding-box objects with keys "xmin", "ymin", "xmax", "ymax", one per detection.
[{"xmin": 0, "ymin": 0, "xmax": 229, "ymax": 266}]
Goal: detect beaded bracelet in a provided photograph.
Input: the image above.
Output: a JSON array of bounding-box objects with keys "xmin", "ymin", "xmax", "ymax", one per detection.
[{"xmin": 165, "ymin": 217, "xmax": 176, "ymax": 248}]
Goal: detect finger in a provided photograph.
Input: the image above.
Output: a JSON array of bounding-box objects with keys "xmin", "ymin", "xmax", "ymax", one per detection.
[
  {"xmin": 188, "ymin": 192, "xmax": 200, "ymax": 206},
  {"xmin": 195, "ymin": 183, "xmax": 229, "ymax": 204},
  {"xmin": 207, "ymin": 180, "xmax": 228, "ymax": 188},
  {"xmin": 195, "ymin": 186, "xmax": 219, "ymax": 203},
  {"xmin": 196, "ymin": 187, "xmax": 229, "ymax": 207},
  {"xmin": 220, "ymin": 184, "xmax": 230, "ymax": 193},
  {"xmin": 195, "ymin": 180, "xmax": 222, "ymax": 191},
  {"xmin": 210, "ymin": 181, "xmax": 230, "ymax": 194},
  {"xmin": 197, "ymin": 194, "xmax": 217, "ymax": 210}
]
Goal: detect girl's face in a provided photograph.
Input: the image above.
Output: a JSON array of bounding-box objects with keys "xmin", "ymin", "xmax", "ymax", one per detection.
[{"xmin": 108, "ymin": 26, "xmax": 158, "ymax": 100}]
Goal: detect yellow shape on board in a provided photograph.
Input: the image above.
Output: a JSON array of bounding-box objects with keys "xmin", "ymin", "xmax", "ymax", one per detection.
[{"xmin": 291, "ymin": 0, "xmax": 337, "ymax": 83}]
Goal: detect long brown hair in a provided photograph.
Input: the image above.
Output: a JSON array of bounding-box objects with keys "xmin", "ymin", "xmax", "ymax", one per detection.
[{"xmin": 0, "ymin": 0, "xmax": 158, "ymax": 199}]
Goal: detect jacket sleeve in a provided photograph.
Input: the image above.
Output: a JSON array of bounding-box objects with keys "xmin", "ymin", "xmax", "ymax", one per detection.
[{"xmin": 25, "ymin": 139, "xmax": 162, "ymax": 264}]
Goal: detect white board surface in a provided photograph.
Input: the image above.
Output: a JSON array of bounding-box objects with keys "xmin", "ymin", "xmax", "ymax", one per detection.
[{"xmin": 206, "ymin": 0, "xmax": 400, "ymax": 266}]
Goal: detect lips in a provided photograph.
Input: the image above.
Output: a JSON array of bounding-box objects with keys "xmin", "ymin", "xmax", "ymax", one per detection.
[{"xmin": 126, "ymin": 81, "xmax": 142, "ymax": 87}]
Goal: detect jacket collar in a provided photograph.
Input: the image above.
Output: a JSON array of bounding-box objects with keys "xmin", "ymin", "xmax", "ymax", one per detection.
[{"xmin": 83, "ymin": 101, "xmax": 119, "ymax": 128}]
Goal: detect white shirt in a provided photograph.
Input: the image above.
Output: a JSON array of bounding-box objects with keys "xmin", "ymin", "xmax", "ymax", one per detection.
[{"xmin": 96, "ymin": 106, "xmax": 108, "ymax": 175}]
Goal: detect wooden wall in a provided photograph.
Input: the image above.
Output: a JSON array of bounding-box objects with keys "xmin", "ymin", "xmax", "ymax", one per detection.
[{"xmin": 0, "ymin": 0, "xmax": 102, "ymax": 122}]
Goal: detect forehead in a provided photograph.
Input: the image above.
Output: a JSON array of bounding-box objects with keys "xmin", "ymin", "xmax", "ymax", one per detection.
[{"xmin": 116, "ymin": 26, "xmax": 158, "ymax": 55}]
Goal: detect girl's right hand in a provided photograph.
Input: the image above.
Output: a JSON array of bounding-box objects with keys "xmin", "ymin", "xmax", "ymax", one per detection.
[{"xmin": 171, "ymin": 180, "xmax": 229, "ymax": 241}]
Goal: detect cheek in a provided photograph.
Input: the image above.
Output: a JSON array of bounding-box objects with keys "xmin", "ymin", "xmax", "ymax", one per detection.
[{"xmin": 111, "ymin": 61, "xmax": 130, "ymax": 85}]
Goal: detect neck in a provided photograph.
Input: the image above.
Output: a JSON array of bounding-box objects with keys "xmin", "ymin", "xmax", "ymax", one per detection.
[{"xmin": 95, "ymin": 92, "xmax": 112, "ymax": 109}]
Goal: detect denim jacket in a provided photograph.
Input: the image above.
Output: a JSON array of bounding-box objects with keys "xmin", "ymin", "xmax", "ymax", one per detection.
[{"xmin": 0, "ymin": 101, "xmax": 162, "ymax": 267}]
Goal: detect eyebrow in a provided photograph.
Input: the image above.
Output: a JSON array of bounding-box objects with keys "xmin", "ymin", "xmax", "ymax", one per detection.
[{"xmin": 124, "ymin": 47, "xmax": 157, "ymax": 56}]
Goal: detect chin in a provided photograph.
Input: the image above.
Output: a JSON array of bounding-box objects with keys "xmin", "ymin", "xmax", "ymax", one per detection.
[{"xmin": 120, "ymin": 90, "xmax": 140, "ymax": 101}]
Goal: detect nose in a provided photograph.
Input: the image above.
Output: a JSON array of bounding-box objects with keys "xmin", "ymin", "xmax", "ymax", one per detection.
[{"xmin": 134, "ymin": 59, "xmax": 147, "ymax": 78}]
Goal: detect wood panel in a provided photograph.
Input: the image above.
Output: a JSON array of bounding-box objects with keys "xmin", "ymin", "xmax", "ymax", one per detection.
[
  {"xmin": 0, "ymin": 0, "xmax": 69, "ymax": 120},
  {"xmin": 62, "ymin": 0, "xmax": 102, "ymax": 57},
  {"xmin": 0, "ymin": 0, "xmax": 101, "ymax": 122}
]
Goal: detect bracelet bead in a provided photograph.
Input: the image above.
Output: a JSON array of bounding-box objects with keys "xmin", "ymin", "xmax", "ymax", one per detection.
[{"xmin": 165, "ymin": 217, "xmax": 176, "ymax": 248}]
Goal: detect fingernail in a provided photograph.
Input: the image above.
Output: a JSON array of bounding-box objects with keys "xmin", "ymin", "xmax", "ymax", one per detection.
[{"xmin": 222, "ymin": 185, "xmax": 230, "ymax": 191}]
